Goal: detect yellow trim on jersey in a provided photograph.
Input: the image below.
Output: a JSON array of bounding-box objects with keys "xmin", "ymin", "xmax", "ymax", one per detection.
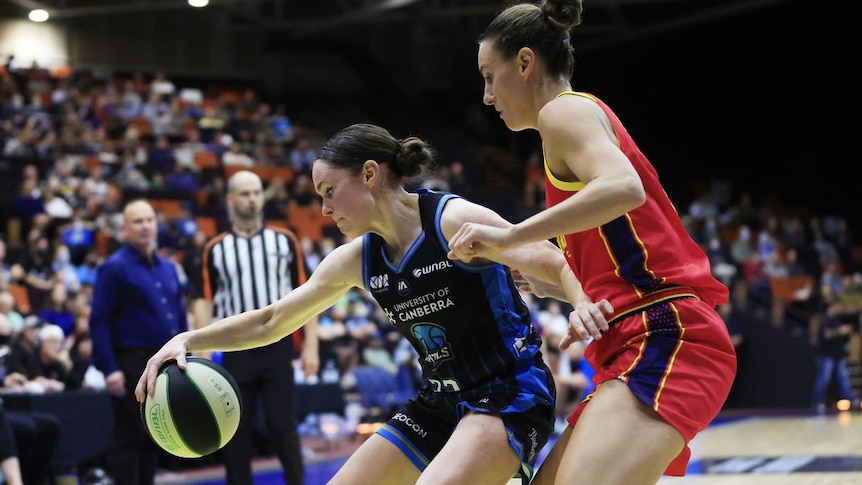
[
  {"xmin": 543, "ymin": 158, "xmax": 586, "ymax": 192},
  {"xmin": 556, "ymin": 90, "xmax": 596, "ymax": 102}
]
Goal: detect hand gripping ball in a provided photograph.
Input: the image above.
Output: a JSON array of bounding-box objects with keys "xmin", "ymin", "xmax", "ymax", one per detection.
[{"xmin": 140, "ymin": 356, "xmax": 242, "ymax": 458}]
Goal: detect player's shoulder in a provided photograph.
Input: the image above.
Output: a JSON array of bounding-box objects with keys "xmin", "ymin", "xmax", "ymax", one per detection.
[{"xmin": 540, "ymin": 92, "xmax": 598, "ymax": 123}]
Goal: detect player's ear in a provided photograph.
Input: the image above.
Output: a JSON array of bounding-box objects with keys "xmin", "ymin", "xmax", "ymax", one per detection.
[
  {"xmin": 517, "ymin": 47, "xmax": 536, "ymax": 75},
  {"xmin": 362, "ymin": 160, "xmax": 380, "ymax": 185}
]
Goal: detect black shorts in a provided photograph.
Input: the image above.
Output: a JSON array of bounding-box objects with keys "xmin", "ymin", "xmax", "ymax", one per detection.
[{"xmin": 377, "ymin": 391, "xmax": 554, "ymax": 481}]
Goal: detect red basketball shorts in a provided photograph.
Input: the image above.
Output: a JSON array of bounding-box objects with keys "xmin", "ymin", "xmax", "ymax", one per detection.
[{"xmin": 567, "ymin": 296, "xmax": 737, "ymax": 476}]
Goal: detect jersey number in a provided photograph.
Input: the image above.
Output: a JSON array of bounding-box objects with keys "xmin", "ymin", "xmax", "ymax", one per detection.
[{"xmin": 428, "ymin": 378, "xmax": 461, "ymax": 392}]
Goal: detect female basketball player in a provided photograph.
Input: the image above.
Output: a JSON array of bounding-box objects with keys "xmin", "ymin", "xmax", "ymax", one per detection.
[
  {"xmin": 446, "ymin": 1, "xmax": 738, "ymax": 484},
  {"xmin": 136, "ymin": 123, "xmax": 613, "ymax": 485}
]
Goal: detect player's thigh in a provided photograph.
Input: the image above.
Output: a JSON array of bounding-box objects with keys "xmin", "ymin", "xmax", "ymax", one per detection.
[
  {"xmin": 328, "ymin": 434, "xmax": 420, "ymax": 485},
  {"xmin": 417, "ymin": 412, "xmax": 520, "ymax": 485},
  {"xmin": 539, "ymin": 379, "xmax": 684, "ymax": 485},
  {"xmin": 531, "ymin": 425, "xmax": 572, "ymax": 485}
]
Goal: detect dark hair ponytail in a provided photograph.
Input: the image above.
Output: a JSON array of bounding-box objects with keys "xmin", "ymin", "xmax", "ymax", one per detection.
[
  {"xmin": 317, "ymin": 123, "xmax": 436, "ymax": 183},
  {"xmin": 541, "ymin": 0, "xmax": 583, "ymax": 33},
  {"xmin": 480, "ymin": 0, "xmax": 583, "ymax": 80}
]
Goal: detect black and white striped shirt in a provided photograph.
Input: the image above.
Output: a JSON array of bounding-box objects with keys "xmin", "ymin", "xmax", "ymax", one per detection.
[{"xmin": 203, "ymin": 226, "xmax": 307, "ymax": 320}]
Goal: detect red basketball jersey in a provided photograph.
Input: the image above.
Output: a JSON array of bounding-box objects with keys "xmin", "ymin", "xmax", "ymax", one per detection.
[{"xmin": 544, "ymin": 91, "xmax": 728, "ymax": 318}]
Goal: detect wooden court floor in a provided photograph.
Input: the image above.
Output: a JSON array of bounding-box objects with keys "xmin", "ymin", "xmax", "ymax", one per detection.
[
  {"xmin": 658, "ymin": 410, "xmax": 862, "ymax": 485},
  {"xmin": 155, "ymin": 410, "xmax": 862, "ymax": 484}
]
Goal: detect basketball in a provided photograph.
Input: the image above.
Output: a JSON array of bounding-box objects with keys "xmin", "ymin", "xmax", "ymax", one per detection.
[{"xmin": 140, "ymin": 356, "xmax": 242, "ymax": 459}]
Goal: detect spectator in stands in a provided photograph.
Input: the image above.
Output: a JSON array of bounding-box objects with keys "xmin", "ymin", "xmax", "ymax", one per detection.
[
  {"xmin": 90, "ymin": 199, "xmax": 188, "ymax": 485},
  {"xmin": 6, "ymin": 315, "xmax": 43, "ymax": 381},
  {"xmin": 74, "ymin": 249, "xmax": 101, "ymax": 289},
  {"xmin": 261, "ymin": 176, "xmax": 289, "ymax": 219},
  {"xmin": 137, "ymin": 123, "xmax": 609, "ymax": 485},
  {"xmin": 0, "ymin": 406, "xmax": 24, "ymax": 485},
  {"xmin": 149, "ymin": 72, "xmax": 176, "ymax": 100},
  {"xmin": 3, "ymin": 403, "xmax": 62, "ymax": 485},
  {"xmin": 536, "ymin": 300, "xmax": 589, "ymax": 427},
  {"xmin": 51, "ymin": 245, "xmax": 80, "ymax": 294},
  {"xmin": 2, "ymin": 117, "xmax": 37, "ymax": 159},
  {"xmin": 41, "ymin": 186, "xmax": 74, "ymax": 221},
  {"xmin": 198, "ymin": 106, "xmax": 226, "ymax": 144},
  {"xmin": 811, "ymin": 217, "xmax": 841, "ymax": 267},
  {"xmin": 717, "ymin": 301, "xmax": 746, "ymax": 350},
  {"xmin": 140, "ymin": 92, "xmax": 170, "ymax": 137},
  {"xmin": 69, "ymin": 331, "xmax": 103, "ymax": 390},
  {"xmin": 97, "ymin": 138, "xmax": 121, "ymax": 166},
  {"xmin": 173, "ymin": 128, "xmax": 207, "ymax": 172},
  {"xmin": 147, "ymin": 134, "xmax": 176, "ymax": 174},
  {"xmin": 780, "ymin": 215, "xmax": 809, "ymax": 250},
  {"xmin": 0, "ymin": 241, "xmax": 13, "ymax": 291},
  {"xmin": 361, "ymin": 331, "xmax": 398, "ymax": 375},
  {"xmin": 267, "ymin": 104, "xmax": 293, "ymax": 144},
  {"xmin": 288, "ymin": 173, "xmax": 315, "ymax": 207},
  {"xmin": 60, "ymin": 208, "xmax": 96, "ymax": 266},
  {"xmin": 289, "ymin": 137, "xmax": 316, "ymax": 175},
  {"xmin": 113, "ymin": 156, "xmax": 149, "ymax": 191},
  {"xmin": 299, "ymin": 238, "xmax": 321, "ymax": 274},
  {"xmin": 12, "ymin": 178, "xmax": 45, "ymax": 236},
  {"xmin": 11, "ymin": 323, "xmax": 71, "ymax": 392},
  {"xmin": 39, "ymin": 284, "xmax": 76, "ymax": 337},
  {"xmin": 165, "ymin": 163, "xmax": 199, "ymax": 195},
  {"xmin": 0, "ymin": 291, "xmax": 25, "ymax": 335},
  {"xmin": 83, "ymin": 165, "xmax": 109, "ymax": 205},
  {"xmin": 729, "ymin": 224, "xmax": 755, "ymax": 266},
  {"xmin": 222, "ymin": 141, "xmax": 253, "ymax": 167},
  {"xmin": 11, "ymin": 233, "xmax": 56, "ymax": 313},
  {"xmin": 181, "ymin": 230, "xmax": 208, "ymax": 305},
  {"xmin": 812, "ymin": 284, "xmax": 860, "ymax": 414}
]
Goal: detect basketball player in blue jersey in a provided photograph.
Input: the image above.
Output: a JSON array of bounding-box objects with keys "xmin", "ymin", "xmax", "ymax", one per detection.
[{"xmin": 136, "ymin": 123, "xmax": 612, "ymax": 485}]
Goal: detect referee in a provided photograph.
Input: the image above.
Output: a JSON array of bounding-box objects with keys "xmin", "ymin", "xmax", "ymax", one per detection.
[{"xmin": 196, "ymin": 170, "xmax": 319, "ymax": 485}]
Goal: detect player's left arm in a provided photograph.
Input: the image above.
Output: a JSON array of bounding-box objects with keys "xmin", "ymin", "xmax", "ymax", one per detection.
[
  {"xmin": 440, "ymin": 197, "xmax": 569, "ymax": 290},
  {"xmin": 441, "ymin": 198, "xmax": 612, "ymax": 342}
]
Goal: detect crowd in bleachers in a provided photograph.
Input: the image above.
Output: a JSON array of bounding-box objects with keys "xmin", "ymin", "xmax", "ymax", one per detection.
[{"xmin": 3, "ymin": 60, "xmax": 862, "ymax": 482}]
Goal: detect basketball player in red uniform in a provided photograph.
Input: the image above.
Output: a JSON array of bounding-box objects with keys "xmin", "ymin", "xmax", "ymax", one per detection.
[{"xmin": 447, "ymin": 1, "xmax": 737, "ymax": 484}]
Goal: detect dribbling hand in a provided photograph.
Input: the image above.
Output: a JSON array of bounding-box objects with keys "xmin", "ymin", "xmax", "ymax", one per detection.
[{"xmin": 134, "ymin": 336, "xmax": 190, "ymax": 403}]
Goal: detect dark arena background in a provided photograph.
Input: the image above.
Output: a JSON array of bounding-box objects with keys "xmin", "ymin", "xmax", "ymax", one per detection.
[{"xmin": 1, "ymin": 1, "xmax": 860, "ymax": 484}]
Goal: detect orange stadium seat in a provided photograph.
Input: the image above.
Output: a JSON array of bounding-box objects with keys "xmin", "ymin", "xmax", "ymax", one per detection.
[
  {"xmin": 265, "ymin": 219, "xmax": 290, "ymax": 231},
  {"xmin": 9, "ymin": 284, "xmax": 31, "ymax": 314},
  {"xmin": 223, "ymin": 164, "xmax": 278, "ymax": 183},
  {"xmin": 194, "ymin": 151, "xmax": 219, "ymax": 170},
  {"xmin": 195, "ymin": 216, "xmax": 218, "ymax": 238},
  {"xmin": 770, "ymin": 275, "xmax": 815, "ymax": 303},
  {"xmin": 284, "ymin": 205, "xmax": 318, "ymax": 240},
  {"xmin": 128, "ymin": 115, "xmax": 153, "ymax": 136},
  {"xmin": 83, "ymin": 156, "xmax": 102, "ymax": 174},
  {"xmin": 149, "ymin": 199, "xmax": 183, "ymax": 218}
]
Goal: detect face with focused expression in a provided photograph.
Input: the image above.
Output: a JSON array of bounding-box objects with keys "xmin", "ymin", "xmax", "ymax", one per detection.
[
  {"xmin": 478, "ymin": 40, "xmax": 535, "ymax": 132},
  {"xmin": 312, "ymin": 160, "xmax": 377, "ymax": 240}
]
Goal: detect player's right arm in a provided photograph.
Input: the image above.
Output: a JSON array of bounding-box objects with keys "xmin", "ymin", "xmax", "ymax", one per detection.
[{"xmin": 136, "ymin": 237, "xmax": 364, "ymax": 401}]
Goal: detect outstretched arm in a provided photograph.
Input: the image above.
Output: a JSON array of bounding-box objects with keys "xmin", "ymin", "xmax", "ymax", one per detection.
[
  {"xmin": 448, "ymin": 95, "xmax": 645, "ymax": 259},
  {"xmin": 135, "ymin": 239, "xmax": 364, "ymax": 401},
  {"xmin": 441, "ymin": 198, "xmax": 612, "ymax": 343}
]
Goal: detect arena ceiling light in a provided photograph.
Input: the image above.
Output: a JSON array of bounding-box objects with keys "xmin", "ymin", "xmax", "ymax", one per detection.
[
  {"xmin": 28, "ymin": 8, "xmax": 49, "ymax": 22},
  {"xmin": 188, "ymin": 0, "xmax": 209, "ymax": 7}
]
